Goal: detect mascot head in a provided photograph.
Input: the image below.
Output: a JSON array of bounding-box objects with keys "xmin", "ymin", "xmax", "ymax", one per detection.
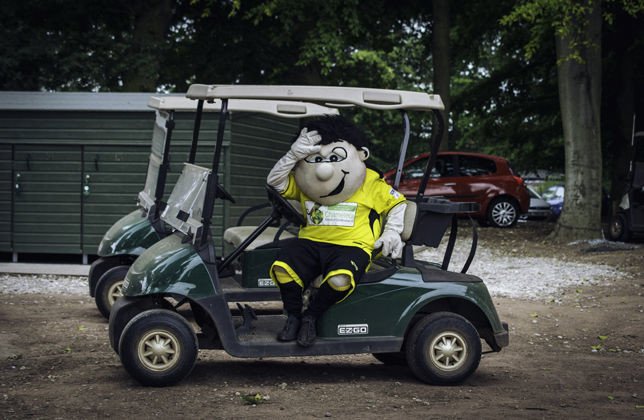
[{"xmin": 294, "ymin": 115, "xmax": 370, "ymax": 206}]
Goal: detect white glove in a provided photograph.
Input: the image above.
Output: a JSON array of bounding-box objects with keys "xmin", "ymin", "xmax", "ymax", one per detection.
[
  {"xmin": 267, "ymin": 128, "xmax": 322, "ymax": 192},
  {"xmin": 374, "ymin": 202, "xmax": 407, "ymax": 258},
  {"xmin": 374, "ymin": 230, "xmax": 403, "ymax": 258},
  {"xmin": 290, "ymin": 128, "xmax": 322, "ymax": 160}
]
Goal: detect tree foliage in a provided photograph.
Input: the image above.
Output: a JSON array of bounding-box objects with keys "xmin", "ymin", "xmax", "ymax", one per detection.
[{"xmin": 0, "ymin": 0, "xmax": 642, "ymax": 190}]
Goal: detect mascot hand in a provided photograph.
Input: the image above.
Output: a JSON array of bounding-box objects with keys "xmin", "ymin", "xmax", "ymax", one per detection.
[
  {"xmin": 375, "ymin": 230, "xmax": 403, "ymax": 259},
  {"xmin": 291, "ymin": 128, "xmax": 322, "ymax": 160}
]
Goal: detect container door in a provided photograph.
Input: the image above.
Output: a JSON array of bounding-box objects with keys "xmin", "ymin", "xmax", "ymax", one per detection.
[
  {"xmin": 13, "ymin": 145, "xmax": 82, "ymax": 254},
  {"xmin": 0, "ymin": 145, "xmax": 11, "ymax": 252},
  {"xmin": 82, "ymin": 145, "xmax": 148, "ymax": 254}
]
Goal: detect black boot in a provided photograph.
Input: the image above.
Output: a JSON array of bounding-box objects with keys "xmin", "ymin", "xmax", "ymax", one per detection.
[
  {"xmin": 276, "ymin": 281, "xmax": 303, "ymax": 342},
  {"xmin": 296, "ymin": 314, "xmax": 317, "ymax": 347},
  {"xmin": 296, "ymin": 283, "xmax": 348, "ymax": 347},
  {"xmin": 277, "ymin": 314, "xmax": 301, "ymax": 342}
]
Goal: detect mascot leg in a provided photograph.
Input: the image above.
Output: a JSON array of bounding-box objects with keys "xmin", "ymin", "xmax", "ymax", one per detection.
[
  {"xmin": 271, "ymin": 266, "xmax": 304, "ymax": 342},
  {"xmin": 297, "ymin": 273, "xmax": 353, "ymax": 347}
]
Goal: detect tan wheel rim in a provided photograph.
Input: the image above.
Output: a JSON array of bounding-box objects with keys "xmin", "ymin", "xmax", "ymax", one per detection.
[
  {"xmin": 137, "ymin": 330, "xmax": 181, "ymax": 372},
  {"xmin": 107, "ymin": 280, "xmax": 124, "ymax": 306},
  {"xmin": 428, "ymin": 331, "xmax": 467, "ymax": 371}
]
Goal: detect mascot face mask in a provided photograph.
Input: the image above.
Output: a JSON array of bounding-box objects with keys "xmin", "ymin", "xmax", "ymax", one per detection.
[{"xmin": 294, "ymin": 140, "xmax": 369, "ymax": 206}]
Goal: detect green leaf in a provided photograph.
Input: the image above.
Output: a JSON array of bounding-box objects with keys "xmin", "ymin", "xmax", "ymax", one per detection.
[{"xmin": 241, "ymin": 393, "xmax": 267, "ymax": 405}]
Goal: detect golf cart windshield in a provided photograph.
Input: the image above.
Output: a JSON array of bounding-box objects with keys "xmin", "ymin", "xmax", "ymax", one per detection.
[
  {"xmin": 138, "ymin": 110, "xmax": 170, "ymax": 211},
  {"xmin": 161, "ymin": 163, "xmax": 211, "ymax": 237}
]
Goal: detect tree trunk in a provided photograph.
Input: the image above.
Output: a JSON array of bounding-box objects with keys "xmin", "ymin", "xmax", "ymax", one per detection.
[
  {"xmin": 121, "ymin": 0, "xmax": 174, "ymax": 92},
  {"xmin": 431, "ymin": 0, "xmax": 450, "ymax": 150},
  {"xmin": 551, "ymin": 0, "xmax": 603, "ymax": 242}
]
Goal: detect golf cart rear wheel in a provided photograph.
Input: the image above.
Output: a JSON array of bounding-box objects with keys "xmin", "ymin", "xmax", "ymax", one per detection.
[
  {"xmin": 487, "ymin": 197, "xmax": 519, "ymax": 228},
  {"xmin": 119, "ymin": 309, "xmax": 198, "ymax": 387},
  {"xmin": 607, "ymin": 213, "xmax": 631, "ymax": 242},
  {"xmin": 405, "ymin": 312, "xmax": 481, "ymax": 385},
  {"xmin": 95, "ymin": 265, "xmax": 129, "ymax": 319}
]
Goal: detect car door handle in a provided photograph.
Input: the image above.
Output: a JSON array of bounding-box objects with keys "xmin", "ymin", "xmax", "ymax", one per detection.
[{"xmin": 443, "ymin": 182, "xmax": 456, "ymax": 186}]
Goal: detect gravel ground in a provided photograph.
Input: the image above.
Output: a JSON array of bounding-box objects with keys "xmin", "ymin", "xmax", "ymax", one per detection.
[
  {"xmin": 0, "ymin": 235, "xmax": 634, "ymax": 301},
  {"xmin": 417, "ymin": 241, "xmax": 630, "ymax": 300},
  {"xmin": 0, "ymin": 274, "xmax": 87, "ymax": 295},
  {"xmin": 2, "ymin": 223, "xmax": 642, "ymax": 419}
]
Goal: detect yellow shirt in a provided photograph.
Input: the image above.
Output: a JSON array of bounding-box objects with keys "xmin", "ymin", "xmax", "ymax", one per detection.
[{"xmin": 282, "ymin": 169, "xmax": 406, "ymax": 255}]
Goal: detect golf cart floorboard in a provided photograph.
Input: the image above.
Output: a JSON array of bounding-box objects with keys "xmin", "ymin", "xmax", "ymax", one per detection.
[
  {"xmin": 219, "ymin": 276, "xmax": 281, "ymax": 301},
  {"xmin": 226, "ymin": 314, "xmax": 403, "ymax": 357},
  {"xmin": 234, "ymin": 314, "xmax": 288, "ymax": 343}
]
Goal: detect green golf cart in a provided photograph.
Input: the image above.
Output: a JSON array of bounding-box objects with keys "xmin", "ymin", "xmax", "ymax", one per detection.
[
  {"xmin": 109, "ymin": 84, "xmax": 509, "ymax": 387},
  {"xmin": 89, "ymin": 96, "xmax": 335, "ymax": 318}
]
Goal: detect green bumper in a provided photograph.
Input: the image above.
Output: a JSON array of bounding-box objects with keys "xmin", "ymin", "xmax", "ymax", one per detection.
[
  {"xmin": 121, "ymin": 233, "xmax": 215, "ymax": 299},
  {"xmin": 97, "ymin": 210, "xmax": 161, "ymax": 257},
  {"xmin": 319, "ymin": 271, "xmax": 506, "ymax": 340}
]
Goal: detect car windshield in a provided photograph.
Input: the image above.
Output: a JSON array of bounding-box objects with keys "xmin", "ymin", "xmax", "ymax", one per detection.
[
  {"xmin": 542, "ymin": 185, "xmax": 564, "ymax": 200},
  {"xmin": 458, "ymin": 156, "xmax": 496, "ymax": 176},
  {"xmin": 526, "ymin": 186, "xmax": 541, "ymax": 199}
]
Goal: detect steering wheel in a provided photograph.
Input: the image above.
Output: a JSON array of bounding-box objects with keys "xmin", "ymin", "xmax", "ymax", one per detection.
[
  {"xmin": 215, "ymin": 183, "xmax": 236, "ymax": 203},
  {"xmin": 266, "ymin": 185, "xmax": 306, "ymax": 226}
]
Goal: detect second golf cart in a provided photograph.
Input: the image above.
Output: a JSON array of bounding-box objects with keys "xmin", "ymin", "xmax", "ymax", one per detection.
[{"xmin": 89, "ymin": 96, "xmax": 335, "ymax": 318}]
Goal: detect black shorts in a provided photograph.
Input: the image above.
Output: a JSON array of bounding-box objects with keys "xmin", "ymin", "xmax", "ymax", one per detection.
[{"xmin": 271, "ymin": 238, "xmax": 370, "ymax": 289}]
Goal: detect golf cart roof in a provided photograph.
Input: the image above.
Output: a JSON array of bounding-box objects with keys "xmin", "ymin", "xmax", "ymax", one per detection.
[
  {"xmin": 186, "ymin": 84, "xmax": 444, "ymax": 112},
  {"xmin": 148, "ymin": 95, "xmax": 338, "ymax": 118}
]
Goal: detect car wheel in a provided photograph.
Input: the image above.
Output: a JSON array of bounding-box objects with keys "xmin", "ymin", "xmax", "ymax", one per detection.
[
  {"xmin": 95, "ymin": 265, "xmax": 129, "ymax": 319},
  {"xmin": 119, "ymin": 309, "xmax": 198, "ymax": 387},
  {"xmin": 487, "ymin": 197, "xmax": 519, "ymax": 228},
  {"xmin": 405, "ymin": 312, "xmax": 481, "ymax": 385},
  {"xmin": 607, "ymin": 213, "xmax": 631, "ymax": 242},
  {"xmin": 372, "ymin": 352, "xmax": 407, "ymax": 365}
]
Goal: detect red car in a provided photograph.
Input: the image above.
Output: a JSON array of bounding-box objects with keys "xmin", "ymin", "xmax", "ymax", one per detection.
[{"xmin": 385, "ymin": 151, "xmax": 530, "ymax": 228}]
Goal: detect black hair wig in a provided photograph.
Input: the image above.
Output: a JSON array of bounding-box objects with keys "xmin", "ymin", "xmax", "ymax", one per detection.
[{"xmin": 300, "ymin": 115, "xmax": 369, "ymax": 149}]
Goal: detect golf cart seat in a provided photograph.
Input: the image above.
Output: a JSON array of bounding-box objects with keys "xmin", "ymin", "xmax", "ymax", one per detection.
[
  {"xmin": 223, "ymin": 200, "xmax": 301, "ymax": 250},
  {"xmin": 224, "ymin": 225, "xmax": 295, "ymax": 250}
]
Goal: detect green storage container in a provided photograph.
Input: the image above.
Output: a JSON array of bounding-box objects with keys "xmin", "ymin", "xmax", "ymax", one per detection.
[{"xmin": 0, "ymin": 92, "xmax": 298, "ymax": 263}]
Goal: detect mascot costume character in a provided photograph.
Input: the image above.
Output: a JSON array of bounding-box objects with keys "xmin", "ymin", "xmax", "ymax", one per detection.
[{"xmin": 267, "ymin": 115, "xmax": 407, "ymax": 347}]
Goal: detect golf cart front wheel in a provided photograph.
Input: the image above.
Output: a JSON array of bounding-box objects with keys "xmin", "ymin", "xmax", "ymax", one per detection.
[
  {"xmin": 95, "ymin": 265, "xmax": 129, "ymax": 319},
  {"xmin": 405, "ymin": 312, "xmax": 481, "ymax": 385},
  {"xmin": 607, "ymin": 213, "xmax": 631, "ymax": 242},
  {"xmin": 119, "ymin": 309, "xmax": 198, "ymax": 387}
]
